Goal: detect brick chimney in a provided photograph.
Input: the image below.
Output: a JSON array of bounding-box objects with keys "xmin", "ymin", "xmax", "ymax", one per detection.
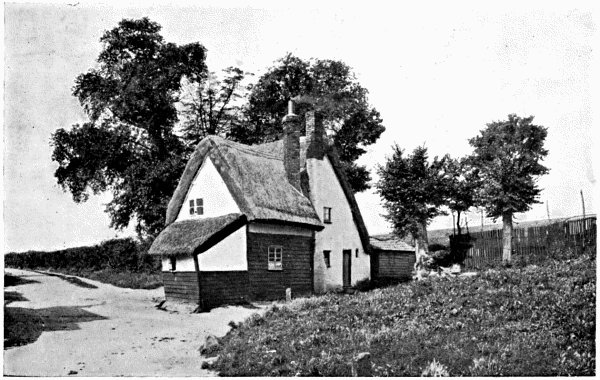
[
  {"xmin": 282, "ymin": 100, "xmax": 301, "ymax": 191},
  {"xmin": 305, "ymin": 110, "xmax": 325, "ymax": 159}
]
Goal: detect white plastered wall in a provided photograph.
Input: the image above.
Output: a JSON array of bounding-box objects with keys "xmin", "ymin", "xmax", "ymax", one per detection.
[
  {"xmin": 161, "ymin": 225, "xmax": 247, "ymax": 271},
  {"xmin": 163, "ymin": 156, "xmax": 247, "ymax": 272},
  {"xmin": 176, "ymin": 157, "xmax": 240, "ymax": 222},
  {"xmin": 307, "ymin": 156, "xmax": 370, "ymax": 292}
]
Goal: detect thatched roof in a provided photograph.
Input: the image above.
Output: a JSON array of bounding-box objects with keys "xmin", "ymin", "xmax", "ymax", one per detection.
[
  {"xmin": 148, "ymin": 213, "xmax": 246, "ymax": 256},
  {"xmin": 165, "ymin": 136, "xmax": 323, "ymax": 229},
  {"xmin": 369, "ymin": 236, "xmax": 414, "ymax": 252},
  {"xmin": 163, "ymin": 134, "xmax": 372, "ymax": 253}
]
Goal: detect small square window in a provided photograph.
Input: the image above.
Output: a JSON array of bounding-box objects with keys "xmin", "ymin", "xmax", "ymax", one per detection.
[
  {"xmin": 323, "ymin": 250, "xmax": 331, "ymax": 268},
  {"xmin": 323, "ymin": 207, "xmax": 332, "ymax": 224},
  {"xmin": 189, "ymin": 200, "xmax": 195, "ymax": 215},
  {"xmin": 268, "ymin": 246, "xmax": 283, "ymax": 270},
  {"xmin": 169, "ymin": 257, "xmax": 176, "ymax": 271},
  {"xmin": 196, "ymin": 198, "xmax": 204, "ymax": 215}
]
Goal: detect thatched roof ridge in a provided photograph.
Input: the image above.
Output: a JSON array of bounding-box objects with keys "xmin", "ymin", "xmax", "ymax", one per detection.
[
  {"xmin": 149, "ymin": 213, "xmax": 246, "ymax": 256},
  {"xmin": 165, "ymin": 136, "xmax": 323, "ymax": 229}
]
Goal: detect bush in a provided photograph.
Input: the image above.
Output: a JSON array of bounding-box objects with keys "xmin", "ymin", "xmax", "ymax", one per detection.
[{"xmin": 4, "ymin": 238, "xmax": 162, "ymax": 289}]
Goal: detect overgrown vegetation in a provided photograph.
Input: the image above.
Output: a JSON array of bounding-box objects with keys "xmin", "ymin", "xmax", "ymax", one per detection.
[
  {"xmin": 4, "ymin": 238, "xmax": 161, "ymax": 289},
  {"xmin": 208, "ymin": 248, "xmax": 595, "ymax": 376}
]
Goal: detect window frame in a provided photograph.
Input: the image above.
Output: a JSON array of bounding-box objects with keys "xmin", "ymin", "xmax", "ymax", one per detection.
[
  {"xmin": 323, "ymin": 250, "xmax": 331, "ymax": 268},
  {"xmin": 268, "ymin": 245, "xmax": 283, "ymax": 271},
  {"xmin": 323, "ymin": 207, "xmax": 332, "ymax": 224},
  {"xmin": 196, "ymin": 198, "xmax": 204, "ymax": 215},
  {"xmin": 189, "ymin": 199, "xmax": 195, "ymax": 215},
  {"xmin": 169, "ymin": 256, "xmax": 176, "ymax": 271}
]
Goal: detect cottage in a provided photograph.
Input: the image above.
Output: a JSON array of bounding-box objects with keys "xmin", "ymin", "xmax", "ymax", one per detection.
[
  {"xmin": 149, "ymin": 103, "xmax": 371, "ymax": 309},
  {"xmin": 370, "ymin": 236, "xmax": 415, "ymax": 280}
]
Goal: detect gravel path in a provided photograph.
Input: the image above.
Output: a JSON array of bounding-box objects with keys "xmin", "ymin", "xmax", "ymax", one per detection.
[{"xmin": 3, "ymin": 268, "xmax": 265, "ymax": 376}]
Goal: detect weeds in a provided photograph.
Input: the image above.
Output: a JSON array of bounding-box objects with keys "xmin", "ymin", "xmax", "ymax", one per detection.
[{"xmin": 209, "ymin": 251, "xmax": 595, "ymax": 376}]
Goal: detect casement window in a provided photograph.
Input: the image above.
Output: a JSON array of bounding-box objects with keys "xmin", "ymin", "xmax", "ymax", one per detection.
[
  {"xmin": 189, "ymin": 198, "xmax": 204, "ymax": 216},
  {"xmin": 268, "ymin": 246, "xmax": 283, "ymax": 271},
  {"xmin": 323, "ymin": 207, "xmax": 332, "ymax": 224},
  {"xmin": 169, "ymin": 257, "xmax": 176, "ymax": 271},
  {"xmin": 323, "ymin": 250, "xmax": 331, "ymax": 268},
  {"xmin": 355, "ymin": 248, "xmax": 359, "ymax": 258}
]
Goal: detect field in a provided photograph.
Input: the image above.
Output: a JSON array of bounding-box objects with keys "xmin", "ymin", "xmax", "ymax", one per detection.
[{"xmin": 209, "ymin": 249, "xmax": 595, "ymax": 376}]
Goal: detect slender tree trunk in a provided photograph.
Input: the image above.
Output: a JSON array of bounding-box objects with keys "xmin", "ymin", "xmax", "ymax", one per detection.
[
  {"xmin": 502, "ymin": 212, "xmax": 513, "ymax": 264},
  {"xmin": 414, "ymin": 222, "xmax": 430, "ymax": 274},
  {"xmin": 456, "ymin": 210, "xmax": 462, "ymax": 236}
]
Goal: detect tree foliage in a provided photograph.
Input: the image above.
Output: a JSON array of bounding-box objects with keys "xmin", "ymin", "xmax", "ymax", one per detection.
[
  {"xmin": 51, "ymin": 18, "xmax": 208, "ymax": 236},
  {"xmin": 444, "ymin": 156, "xmax": 478, "ymax": 235},
  {"xmin": 233, "ymin": 53, "xmax": 385, "ymax": 192},
  {"xmin": 376, "ymin": 145, "xmax": 448, "ymax": 240},
  {"xmin": 178, "ymin": 67, "xmax": 252, "ymax": 149},
  {"xmin": 468, "ymin": 114, "xmax": 549, "ymax": 262},
  {"xmin": 468, "ymin": 114, "xmax": 549, "ymax": 218}
]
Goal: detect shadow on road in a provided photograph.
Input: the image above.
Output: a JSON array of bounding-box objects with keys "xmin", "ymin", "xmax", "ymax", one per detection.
[
  {"xmin": 4, "ymin": 273, "xmax": 40, "ymax": 287},
  {"xmin": 4, "ymin": 272, "xmax": 107, "ymax": 349}
]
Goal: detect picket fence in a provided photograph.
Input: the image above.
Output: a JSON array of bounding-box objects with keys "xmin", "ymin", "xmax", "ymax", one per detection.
[{"xmin": 463, "ymin": 216, "xmax": 596, "ymax": 269}]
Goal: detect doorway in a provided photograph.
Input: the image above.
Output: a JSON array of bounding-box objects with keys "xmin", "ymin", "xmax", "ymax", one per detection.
[{"xmin": 342, "ymin": 249, "xmax": 351, "ymax": 288}]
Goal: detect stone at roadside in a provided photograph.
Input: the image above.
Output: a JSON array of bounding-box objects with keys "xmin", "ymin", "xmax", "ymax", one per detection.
[{"xmin": 199, "ymin": 335, "xmax": 221, "ymax": 356}]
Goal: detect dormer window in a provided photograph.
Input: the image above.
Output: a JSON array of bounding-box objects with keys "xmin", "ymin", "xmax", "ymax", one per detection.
[
  {"xmin": 189, "ymin": 198, "xmax": 204, "ymax": 216},
  {"xmin": 323, "ymin": 207, "xmax": 332, "ymax": 224}
]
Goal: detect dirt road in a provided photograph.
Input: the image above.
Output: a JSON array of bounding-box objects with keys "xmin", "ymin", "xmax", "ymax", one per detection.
[{"xmin": 3, "ymin": 268, "xmax": 265, "ymax": 376}]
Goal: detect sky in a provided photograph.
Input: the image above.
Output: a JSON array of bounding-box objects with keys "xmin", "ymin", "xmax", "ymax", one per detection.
[{"xmin": 2, "ymin": 1, "xmax": 597, "ymax": 252}]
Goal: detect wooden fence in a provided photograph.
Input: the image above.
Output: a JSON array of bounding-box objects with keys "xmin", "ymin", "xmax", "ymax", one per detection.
[{"xmin": 463, "ymin": 216, "xmax": 597, "ymax": 269}]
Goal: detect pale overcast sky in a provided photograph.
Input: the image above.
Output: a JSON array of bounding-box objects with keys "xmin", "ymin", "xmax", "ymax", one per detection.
[{"xmin": 2, "ymin": 1, "xmax": 597, "ymax": 252}]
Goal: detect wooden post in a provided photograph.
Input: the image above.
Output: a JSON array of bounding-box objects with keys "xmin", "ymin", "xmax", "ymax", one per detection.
[
  {"xmin": 286, "ymin": 288, "xmax": 292, "ymax": 302},
  {"xmin": 481, "ymin": 209, "xmax": 484, "ymax": 233},
  {"xmin": 581, "ymin": 190, "xmax": 586, "ymax": 248},
  {"xmin": 546, "ymin": 200, "xmax": 550, "ymax": 221}
]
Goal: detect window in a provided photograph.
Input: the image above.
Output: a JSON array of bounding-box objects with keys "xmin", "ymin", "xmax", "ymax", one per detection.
[
  {"xmin": 189, "ymin": 198, "xmax": 204, "ymax": 215},
  {"xmin": 268, "ymin": 246, "xmax": 283, "ymax": 270},
  {"xmin": 196, "ymin": 198, "xmax": 204, "ymax": 215},
  {"xmin": 323, "ymin": 250, "xmax": 331, "ymax": 268},
  {"xmin": 323, "ymin": 207, "xmax": 332, "ymax": 223},
  {"xmin": 169, "ymin": 257, "xmax": 176, "ymax": 271},
  {"xmin": 355, "ymin": 248, "xmax": 359, "ymax": 258}
]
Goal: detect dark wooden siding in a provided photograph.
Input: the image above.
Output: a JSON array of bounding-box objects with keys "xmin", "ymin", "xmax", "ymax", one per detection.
[
  {"xmin": 247, "ymin": 232, "xmax": 314, "ymax": 301},
  {"xmin": 373, "ymin": 250, "xmax": 414, "ymax": 279},
  {"xmin": 199, "ymin": 271, "xmax": 250, "ymax": 307},
  {"xmin": 162, "ymin": 271, "xmax": 200, "ymax": 303}
]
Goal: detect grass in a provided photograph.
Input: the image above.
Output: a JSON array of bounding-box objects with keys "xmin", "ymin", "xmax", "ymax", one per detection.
[
  {"xmin": 37, "ymin": 268, "xmax": 163, "ymax": 289},
  {"xmin": 209, "ymin": 250, "xmax": 595, "ymax": 376}
]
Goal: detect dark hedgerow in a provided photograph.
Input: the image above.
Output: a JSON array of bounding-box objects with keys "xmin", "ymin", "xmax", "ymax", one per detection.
[
  {"xmin": 209, "ymin": 250, "xmax": 595, "ymax": 376},
  {"xmin": 4, "ymin": 238, "xmax": 162, "ymax": 289}
]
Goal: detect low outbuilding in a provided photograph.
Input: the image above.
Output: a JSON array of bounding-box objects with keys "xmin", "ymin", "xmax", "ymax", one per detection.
[{"xmin": 370, "ymin": 236, "xmax": 415, "ymax": 280}]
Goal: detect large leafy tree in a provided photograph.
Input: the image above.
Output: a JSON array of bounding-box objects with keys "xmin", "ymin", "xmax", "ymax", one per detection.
[
  {"xmin": 178, "ymin": 67, "xmax": 252, "ymax": 149},
  {"xmin": 51, "ymin": 18, "xmax": 208, "ymax": 237},
  {"xmin": 232, "ymin": 54, "xmax": 386, "ymax": 192},
  {"xmin": 468, "ymin": 114, "xmax": 549, "ymax": 263},
  {"xmin": 376, "ymin": 145, "xmax": 448, "ymax": 272}
]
